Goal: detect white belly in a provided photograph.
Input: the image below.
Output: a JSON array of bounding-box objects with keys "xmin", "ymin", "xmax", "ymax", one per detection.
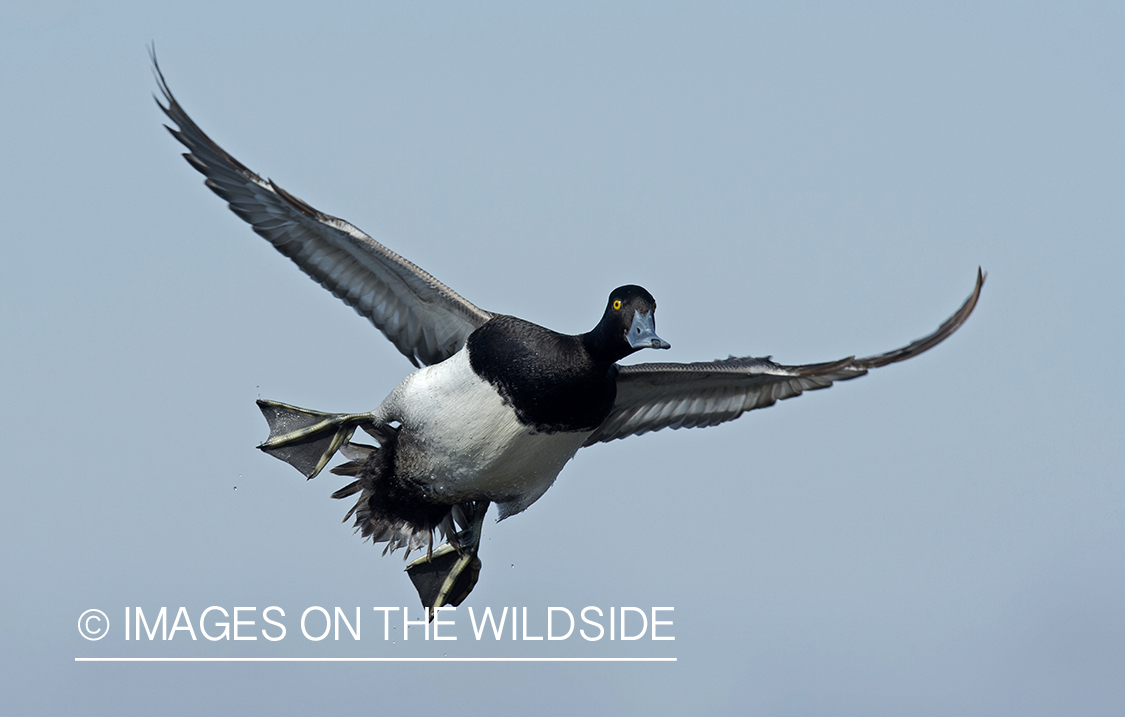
[{"xmin": 379, "ymin": 348, "xmax": 590, "ymax": 517}]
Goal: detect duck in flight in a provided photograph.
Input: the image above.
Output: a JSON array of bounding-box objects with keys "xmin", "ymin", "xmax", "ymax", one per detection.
[{"xmin": 153, "ymin": 55, "xmax": 984, "ymax": 612}]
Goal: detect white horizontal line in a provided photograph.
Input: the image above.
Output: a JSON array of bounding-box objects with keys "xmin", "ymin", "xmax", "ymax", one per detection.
[{"xmin": 75, "ymin": 657, "xmax": 676, "ymax": 663}]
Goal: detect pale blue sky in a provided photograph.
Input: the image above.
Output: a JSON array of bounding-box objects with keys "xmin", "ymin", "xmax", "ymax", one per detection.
[{"xmin": 2, "ymin": 2, "xmax": 1123, "ymax": 715}]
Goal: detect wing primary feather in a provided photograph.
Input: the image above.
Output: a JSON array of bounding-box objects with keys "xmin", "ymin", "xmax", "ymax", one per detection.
[{"xmin": 150, "ymin": 47, "xmax": 492, "ymax": 367}]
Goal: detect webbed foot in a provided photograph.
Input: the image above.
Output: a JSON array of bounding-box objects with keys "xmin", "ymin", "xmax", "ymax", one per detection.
[
  {"xmin": 256, "ymin": 399, "xmax": 377, "ymax": 479},
  {"xmin": 406, "ymin": 501, "xmax": 489, "ymax": 616}
]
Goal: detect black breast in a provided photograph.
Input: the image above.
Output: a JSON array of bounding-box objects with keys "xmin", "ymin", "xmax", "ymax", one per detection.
[{"xmin": 467, "ymin": 315, "xmax": 617, "ymax": 433}]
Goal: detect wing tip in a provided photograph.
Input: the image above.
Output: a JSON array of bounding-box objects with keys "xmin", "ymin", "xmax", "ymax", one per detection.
[{"xmin": 853, "ymin": 266, "xmax": 986, "ymax": 370}]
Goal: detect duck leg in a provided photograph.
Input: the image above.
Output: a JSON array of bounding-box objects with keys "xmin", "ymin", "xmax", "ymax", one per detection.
[
  {"xmin": 406, "ymin": 500, "xmax": 489, "ymax": 616},
  {"xmin": 256, "ymin": 399, "xmax": 380, "ymax": 479}
]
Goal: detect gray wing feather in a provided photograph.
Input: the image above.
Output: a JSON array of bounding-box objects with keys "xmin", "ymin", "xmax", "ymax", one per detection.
[
  {"xmin": 586, "ymin": 268, "xmax": 985, "ymax": 445},
  {"xmin": 152, "ymin": 53, "xmax": 491, "ymax": 367}
]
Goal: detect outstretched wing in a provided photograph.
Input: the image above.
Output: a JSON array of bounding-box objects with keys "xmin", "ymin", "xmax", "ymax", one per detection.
[
  {"xmin": 152, "ymin": 52, "xmax": 492, "ymax": 367},
  {"xmin": 585, "ymin": 269, "xmax": 985, "ymax": 445}
]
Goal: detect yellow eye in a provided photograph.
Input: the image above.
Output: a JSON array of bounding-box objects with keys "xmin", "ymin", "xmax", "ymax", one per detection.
[{"xmin": 613, "ymin": 299, "xmax": 622, "ymax": 310}]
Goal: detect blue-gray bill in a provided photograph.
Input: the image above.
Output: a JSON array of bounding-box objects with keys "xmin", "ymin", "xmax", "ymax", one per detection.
[{"xmin": 627, "ymin": 309, "xmax": 671, "ymax": 350}]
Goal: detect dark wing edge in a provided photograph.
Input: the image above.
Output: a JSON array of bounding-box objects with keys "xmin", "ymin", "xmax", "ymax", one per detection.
[
  {"xmin": 149, "ymin": 48, "xmax": 492, "ymax": 367},
  {"xmin": 585, "ymin": 268, "xmax": 985, "ymax": 445}
]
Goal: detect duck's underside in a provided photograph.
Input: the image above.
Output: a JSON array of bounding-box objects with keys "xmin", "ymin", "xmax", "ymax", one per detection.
[{"xmin": 257, "ymin": 399, "xmax": 491, "ymax": 615}]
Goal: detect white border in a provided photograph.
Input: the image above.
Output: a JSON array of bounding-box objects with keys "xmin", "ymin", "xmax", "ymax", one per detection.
[{"xmin": 76, "ymin": 657, "xmax": 675, "ymax": 662}]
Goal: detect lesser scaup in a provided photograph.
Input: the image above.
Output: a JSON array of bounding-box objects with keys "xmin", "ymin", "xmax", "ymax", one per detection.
[{"xmin": 154, "ymin": 55, "xmax": 984, "ymax": 612}]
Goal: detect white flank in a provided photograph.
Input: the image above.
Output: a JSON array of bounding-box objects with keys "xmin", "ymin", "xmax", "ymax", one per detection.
[{"xmin": 378, "ymin": 348, "xmax": 590, "ymax": 517}]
